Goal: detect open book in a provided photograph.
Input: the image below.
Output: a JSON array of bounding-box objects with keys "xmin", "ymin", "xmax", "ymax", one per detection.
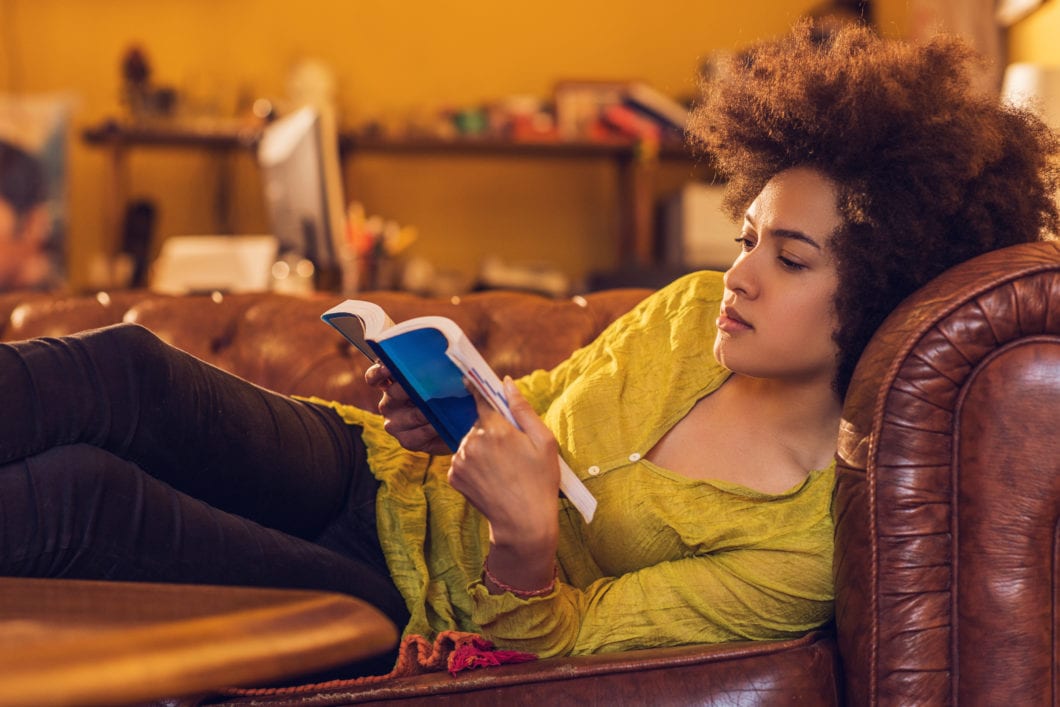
[{"xmin": 322, "ymin": 300, "xmax": 597, "ymax": 523}]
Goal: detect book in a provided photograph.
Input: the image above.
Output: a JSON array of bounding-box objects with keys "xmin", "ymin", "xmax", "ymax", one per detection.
[
  {"xmin": 602, "ymin": 104, "xmax": 662, "ymax": 144},
  {"xmin": 321, "ymin": 300, "xmax": 597, "ymax": 523},
  {"xmin": 622, "ymin": 82, "xmax": 688, "ymax": 133}
]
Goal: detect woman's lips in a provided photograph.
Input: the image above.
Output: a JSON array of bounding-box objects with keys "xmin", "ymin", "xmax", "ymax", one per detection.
[{"xmin": 717, "ymin": 306, "xmax": 753, "ymax": 333}]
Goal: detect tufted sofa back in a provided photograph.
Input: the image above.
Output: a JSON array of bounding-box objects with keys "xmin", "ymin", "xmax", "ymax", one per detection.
[{"xmin": 0, "ymin": 287, "xmax": 652, "ymax": 413}]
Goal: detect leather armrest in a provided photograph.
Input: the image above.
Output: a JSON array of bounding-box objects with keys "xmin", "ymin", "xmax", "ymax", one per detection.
[{"xmin": 834, "ymin": 240, "xmax": 1060, "ymax": 705}]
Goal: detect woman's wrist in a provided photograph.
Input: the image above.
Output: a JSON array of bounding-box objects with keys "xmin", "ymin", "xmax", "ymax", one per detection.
[
  {"xmin": 482, "ymin": 533, "xmax": 558, "ymax": 597},
  {"xmin": 489, "ymin": 523, "xmax": 557, "ymax": 556},
  {"xmin": 487, "ymin": 497, "xmax": 559, "ymax": 551},
  {"xmin": 483, "ymin": 556, "xmax": 557, "ymax": 598},
  {"xmin": 479, "ymin": 489, "xmax": 559, "ymax": 596}
]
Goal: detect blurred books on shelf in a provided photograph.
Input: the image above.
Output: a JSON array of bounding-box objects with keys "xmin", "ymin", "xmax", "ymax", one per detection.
[
  {"xmin": 554, "ymin": 80, "xmax": 689, "ymax": 143},
  {"xmin": 553, "ymin": 80, "xmax": 629, "ymax": 141},
  {"xmin": 622, "ymin": 82, "xmax": 689, "ymax": 133},
  {"xmin": 602, "ymin": 104, "xmax": 662, "ymax": 144}
]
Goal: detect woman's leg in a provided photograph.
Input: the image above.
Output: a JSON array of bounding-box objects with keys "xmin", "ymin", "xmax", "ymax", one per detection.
[
  {"xmin": 0, "ymin": 443, "xmax": 410, "ymax": 632},
  {"xmin": 0, "ymin": 323, "xmax": 354, "ymax": 539},
  {"xmin": 0, "ymin": 324, "xmax": 409, "ymax": 676}
]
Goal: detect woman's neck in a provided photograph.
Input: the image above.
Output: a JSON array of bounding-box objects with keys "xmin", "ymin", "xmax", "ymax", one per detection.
[{"xmin": 723, "ymin": 372, "xmax": 843, "ymax": 472}]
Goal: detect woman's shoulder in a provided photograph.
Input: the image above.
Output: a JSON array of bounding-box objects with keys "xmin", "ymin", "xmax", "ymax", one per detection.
[
  {"xmin": 659, "ymin": 269, "xmax": 725, "ymax": 301},
  {"xmin": 628, "ymin": 269, "xmax": 725, "ymax": 325}
]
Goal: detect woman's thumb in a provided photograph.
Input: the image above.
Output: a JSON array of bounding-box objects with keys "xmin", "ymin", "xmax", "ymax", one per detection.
[{"xmin": 504, "ymin": 377, "xmax": 552, "ymax": 444}]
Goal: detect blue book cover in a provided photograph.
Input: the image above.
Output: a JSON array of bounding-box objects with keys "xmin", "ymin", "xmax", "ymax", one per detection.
[
  {"xmin": 369, "ymin": 326, "xmax": 476, "ymax": 452},
  {"xmin": 321, "ymin": 299, "xmax": 597, "ymax": 523}
]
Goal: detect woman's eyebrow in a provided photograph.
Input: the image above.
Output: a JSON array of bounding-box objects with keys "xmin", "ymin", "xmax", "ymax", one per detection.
[
  {"xmin": 743, "ymin": 213, "xmax": 823, "ymax": 251},
  {"xmin": 772, "ymin": 228, "xmax": 823, "ymax": 251}
]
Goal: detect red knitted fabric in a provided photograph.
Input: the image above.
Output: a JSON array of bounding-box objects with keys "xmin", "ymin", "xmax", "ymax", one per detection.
[{"xmin": 221, "ymin": 631, "xmax": 537, "ymax": 699}]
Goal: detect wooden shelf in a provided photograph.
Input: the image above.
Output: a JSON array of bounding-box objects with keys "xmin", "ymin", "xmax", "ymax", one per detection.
[
  {"xmin": 82, "ymin": 118, "xmax": 701, "ymax": 270},
  {"xmin": 344, "ymin": 132, "xmax": 691, "ymax": 160},
  {"xmin": 82, "ymin": 118, "xmax": 263, "ymax": 149},
  {"xmin": 83, "ymin": 118, "xmax": 690, "ymax": 158}
]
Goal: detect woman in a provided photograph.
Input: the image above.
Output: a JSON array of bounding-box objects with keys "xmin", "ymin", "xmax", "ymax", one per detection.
[
  {"xmin": 365, "ymin": 21, "xmax": 1059, "ymax": 655},
  {"xmin": 0, "ymin": 21, "xmax": 1056, "ymax": 669},
  {"xmin": 372, "ymin": 165, "xmax": 847, "ymax": 655}
]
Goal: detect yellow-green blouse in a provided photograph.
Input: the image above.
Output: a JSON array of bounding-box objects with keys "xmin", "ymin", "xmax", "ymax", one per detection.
[{"xmin": 310, "ymin": 270, "xmax": 835, "ymax": 659}]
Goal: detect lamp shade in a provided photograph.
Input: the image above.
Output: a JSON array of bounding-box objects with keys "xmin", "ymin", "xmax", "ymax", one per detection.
[{"xmin": 1001, "ymin": 62, "xmax": 1060, "ymax": 129}]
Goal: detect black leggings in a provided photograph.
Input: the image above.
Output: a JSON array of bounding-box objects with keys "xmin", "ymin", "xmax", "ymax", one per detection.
[{"xmin": 0, "ymin": 323, "xmax": 410, "ymax": 636}]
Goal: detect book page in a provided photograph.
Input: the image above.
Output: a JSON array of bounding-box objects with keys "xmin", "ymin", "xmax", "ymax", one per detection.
[
  {"xmin": 437, "ymin": 327, "xmax": 598, "ymax": 523},
  {"xmin": 320, "ymin": 300, "xmax": 395, "ymax": 362}
]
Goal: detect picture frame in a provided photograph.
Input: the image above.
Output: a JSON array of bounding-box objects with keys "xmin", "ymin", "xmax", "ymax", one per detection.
[{"xmin": 0, "ymin": 92, "xmax": 74, "ymax": 291}]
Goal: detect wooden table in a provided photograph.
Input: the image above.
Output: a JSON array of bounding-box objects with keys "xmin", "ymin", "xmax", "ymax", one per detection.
[{"xmin": 0, "ymin": 577, "xmax": 399, "ymax": 707}]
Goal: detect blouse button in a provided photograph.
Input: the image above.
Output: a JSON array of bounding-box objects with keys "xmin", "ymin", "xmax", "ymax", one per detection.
[
  {"xmin": 587, "ymin": 465, "xmax": 601, "ymax": 476},
  {"xmin": 628, "ymin": 452, "xmax": 642, "ymax": 462}
]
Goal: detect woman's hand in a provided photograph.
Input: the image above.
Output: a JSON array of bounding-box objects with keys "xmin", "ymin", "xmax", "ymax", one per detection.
[
  {"xmin": 449, "ymin": 378, "xmax": 560, "ymax": 593},
  {"xmin": 365, "ymin": 362, "xmax": 451, "ymax": 455}
]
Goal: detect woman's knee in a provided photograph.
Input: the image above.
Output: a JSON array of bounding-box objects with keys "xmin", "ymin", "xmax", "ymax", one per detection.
[{"xmin": 77, "ymin": 322, "xmax": 169, "ymax": 363}]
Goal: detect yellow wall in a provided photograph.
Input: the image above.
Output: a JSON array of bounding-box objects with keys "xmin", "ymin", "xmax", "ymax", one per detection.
[
  {"xmin": 1008, "ymin": 1, "xmax": 1060, "ymax": 63},
  {"xmin": 871, "ymin": 0, "xmax": 1060, "ymax": 66},
  {"xmin": 1, "ymin": 0, "xmax": 824, "ymax": 289}
]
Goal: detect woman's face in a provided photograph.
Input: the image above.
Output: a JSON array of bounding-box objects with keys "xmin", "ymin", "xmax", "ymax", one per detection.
[
  {"xmin": 0, "ymin": 199, "xmax": 24, "ymax": 287},
  {"xmin": 0, "ymin": 198, "xmax": 50, "ymax": 290},
  {"xmin": 713, "ymin": 167, "xmax": 842, "ymax": 387}
]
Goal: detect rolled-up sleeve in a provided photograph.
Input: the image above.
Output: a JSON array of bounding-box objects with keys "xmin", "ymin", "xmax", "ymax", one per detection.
[{"xmin": 469, "ymin": 534, "xmax": 834, "ymax": 658}]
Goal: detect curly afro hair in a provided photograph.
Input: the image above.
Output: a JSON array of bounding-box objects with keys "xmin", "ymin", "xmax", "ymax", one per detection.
[{"xmin": 689, "ymin": 20, "xmax": 1060, "ymax": 397}]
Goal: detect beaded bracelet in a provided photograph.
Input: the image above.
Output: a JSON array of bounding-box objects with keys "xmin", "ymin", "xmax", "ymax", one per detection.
[{"xmin": 482, "ymin": 558, "xmax": 558, "ymax": 598}]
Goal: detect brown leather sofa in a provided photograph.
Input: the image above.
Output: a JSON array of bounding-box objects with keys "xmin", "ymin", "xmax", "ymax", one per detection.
[{"xmin": 1, "ymin": 240, "xmax": 1057, "ymax": 705}]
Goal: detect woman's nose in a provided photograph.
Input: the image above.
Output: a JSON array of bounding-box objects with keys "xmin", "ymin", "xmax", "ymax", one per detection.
[{"xmin": 723, "ymin": 251, "xmax": 758, "ymax": 298}]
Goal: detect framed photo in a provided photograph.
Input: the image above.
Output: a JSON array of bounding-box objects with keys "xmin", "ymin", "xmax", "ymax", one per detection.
[{"xmin": 0, "ymin": 93, "xmax": 74, "ymax": 290}]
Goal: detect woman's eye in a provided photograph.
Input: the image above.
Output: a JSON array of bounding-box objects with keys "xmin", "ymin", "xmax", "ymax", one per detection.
[
  {"xmin": 734, "ymin": 236, "xmax": 755, "ymax": 251},
  {"xmin": 778, "ymin": 256, "xmax": 807, "ymax": 272}
]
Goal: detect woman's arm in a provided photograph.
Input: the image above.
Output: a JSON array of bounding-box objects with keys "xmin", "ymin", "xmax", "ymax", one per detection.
[
  {"xmin": 446, "ymin": 377, "xmax": 832, "ymax": 659},
  {"xmin": 471, "ymin": 541, "xmax": 834, "ymax": 659},
  {"xmin": 448, "ymin": 378, "xmax": 561, "ymax": 595}
]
